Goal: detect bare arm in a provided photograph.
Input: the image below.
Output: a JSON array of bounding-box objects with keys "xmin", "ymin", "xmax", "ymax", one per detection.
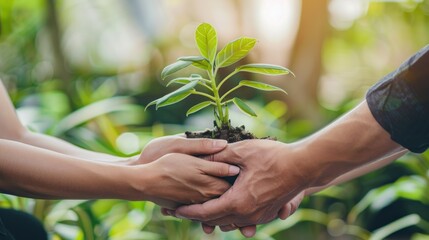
[
  {"xmin": 296, "ymin": 101, "xmax": 403, "ymax": 189},
  {"xmin": 0, "ymin": 81, "xmax": 133, "ymax": 163},
  {"xmin": 305, "ymin": 147, "xmax": 407, "ymax": 195},
  {"xmin": 0, "ymin": 138, "xmax": 238, "ymax": 208},
  {"xmin": 0, "ymin": 138, "xmax": 132, "ymax": 199}
]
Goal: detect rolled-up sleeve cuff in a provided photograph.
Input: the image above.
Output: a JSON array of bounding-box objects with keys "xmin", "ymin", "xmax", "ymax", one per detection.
[{"xmin": 366, "ymin": 45, "xmax": 429, "ymax": 153}]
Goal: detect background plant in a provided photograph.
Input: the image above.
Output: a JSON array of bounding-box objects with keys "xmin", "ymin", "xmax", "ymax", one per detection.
[
  {"xmin": 146, "ymin": 23, "xmax": 293, "ymax": 128},
  {"xmin": 1, "ymin": 0, "xmax": 429, "ymax": 239}
]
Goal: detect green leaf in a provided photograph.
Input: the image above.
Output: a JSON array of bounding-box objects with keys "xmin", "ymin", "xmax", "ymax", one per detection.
[
  {"xmin": 166, "ymin": 78, "xmax": 192, "ymax": 87},
  {"xmin": 216, "ymin": 37, "xmax": 257, "ymax": 68},
  {"xmin": 145, "ymin": 80, "xmax": 198, "ymax": 110},
  {"xmin": 239, "ymin": 80, "xmax": 287, "ymax": 94},
  {"xmin": 236, "ymin": 64, "xmax": 294, "ymax": 76},
  {"xmin": 72, "ymin": 207, "xmax": 95, "ymax": 240},
  {"xmin": 161, "ymin": 61, "xmax": 192, "ymax": 80},
  {"xmin": 192, "ymin": 61, "xmax": 210, "ymax": 70},
  {"xmin": 195, "ymin": 23, "xmax": 218, "ymax": 64},
  {"xmin": 178, "ymin": 56, "xmax": 211, "ymax": 70},
  {"xmin": 166, "ymin": 74, "xmax": 202, "ymax": 87},
  {"xmin": 232, "ymin": 97, "xmax": 257, "ymax": 117},
  {"xmin": 186, "ymin": 101, "xmax": 213, "ymax": 116},
  {"xmin": 178, "ymin": 56, "xmax": 206, "ymax": 62},
  {"xmin": 156, "ymin": 80, "xmax": 198, "ymax": 107},
  {"xmin": 371, "ymin": 214, "xmax": 421, "ymax": 240},
  {"xmin": 157, "ymin": 91, "xmax": 192, "ymax": 109},
  {"xmin": 190, "ymin": 74, "xmax": 202, "ymax": 78}
]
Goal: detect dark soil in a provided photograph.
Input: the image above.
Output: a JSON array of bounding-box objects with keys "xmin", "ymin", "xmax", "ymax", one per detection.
[
  {"xmin": 185, "ymin": 122, "xmax": 276, "ymax": 143},
  {"xmin": 185, "ymin": 122, "xmax": 276, "ymax": 184}
]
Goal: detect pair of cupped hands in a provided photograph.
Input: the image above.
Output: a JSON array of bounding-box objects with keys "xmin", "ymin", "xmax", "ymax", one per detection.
[{"xmin": 130, "ymin": 135, "xmax": 307, "ymax": 238}]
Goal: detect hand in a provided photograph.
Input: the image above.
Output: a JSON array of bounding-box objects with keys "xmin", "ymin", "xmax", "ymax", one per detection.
[
  {"xmin": 194, "ymin": 190, "xmax": 306, "ymax": 238},
  {"xmin": 133, "ymin": 152, "xmax": 240, "ymax": 209},
  {"xmin": 173, "ymin": 140, "xmax": 310, "ymax": 227},
  {"xmin": 130, "ymin": 135, "xmax": 228, "ymax": 165}
]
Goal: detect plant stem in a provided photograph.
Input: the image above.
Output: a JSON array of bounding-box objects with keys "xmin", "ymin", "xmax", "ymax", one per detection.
[
  {"xmin": 220, "ymin": 85, "xmax": 242, "ymax": 102},
  {"xmin": 191, "ymin": 90, "xmax": 216, "ymax": 101},
  {"xmin": 197, "ymin": 82, "xmax": 214, "ymax": 92},
  {"xmin": 209, "ymin": 69, "xmax": 228, "ymax": 126},
  {"xmin": 218, "ymin": 69, "xmax": 238, "ymax": 91}
]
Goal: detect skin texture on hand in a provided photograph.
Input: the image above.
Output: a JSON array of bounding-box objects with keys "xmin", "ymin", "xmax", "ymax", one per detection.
[
  {"xmin": 174, "ymin": 101, "xmax": 402, "ymax": 235},
  {"xmin": 196, "ymin": 191, "xmax": 306, "ymax": 238},
  {"xmin": 134, "ymin": 135, "xmax": 229, "ymax": 165},
  {"xmin": 173, "ymin": 139, "xmax": 306, "ymax": 227},
  {"xmin": 134, "ymin": 152, "xmax": 240, "ymax": 208}
]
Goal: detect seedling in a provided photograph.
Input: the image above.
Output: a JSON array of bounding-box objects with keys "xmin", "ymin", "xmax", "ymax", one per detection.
[{"xmin": 146, "ymin": 23, "xmax": 293, "ymax": 140}]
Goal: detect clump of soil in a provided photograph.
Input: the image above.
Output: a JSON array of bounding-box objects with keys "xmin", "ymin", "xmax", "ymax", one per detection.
[
  {"xmin": 185, "ymin": 122, "xmax": 276, "ymax": 143},
  {"xmin": 185, "ymin": 122, "xmax": 276, "ymax": 184}
]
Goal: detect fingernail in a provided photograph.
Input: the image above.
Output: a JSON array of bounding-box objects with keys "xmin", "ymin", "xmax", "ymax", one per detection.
[
  {"xmin": 175, "ymin": 213, "xmax": 185, "ymax": 219},
  {"xmin": 166, "ymin": 210, "xmax": 174, "ymax": 216},
  {"xmin": 213, "ymin": 139, "xmax": 227, "ymax": 149},
  {"xmin": 243, "ymin": 228, "xmax": 255, "ymax": 238},
  {"xmin": 229, "ymin": 165, "xmax": 240, "ymax": 175}
]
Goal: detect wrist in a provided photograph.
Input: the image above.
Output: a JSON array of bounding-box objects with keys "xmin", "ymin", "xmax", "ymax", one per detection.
[
  {"xmin": 291, "ymin": 137, "xmax": 345, "ymax": 190},
  {"xmin": 123, "ymin": 164, "xmax": 156, "ymax": 201}
]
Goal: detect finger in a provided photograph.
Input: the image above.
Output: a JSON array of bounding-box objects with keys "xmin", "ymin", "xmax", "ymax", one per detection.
[
  {"xmin": 219, "ymin": 224, "xmax": 239, "ymax": 232},
  {"xmin": 175, "ymin": 138, "xmax": 227, "ymax": 155},
  {"xmin": 173, "ymin": 133, "xmax": 186, "ymax": 138},
  {"xmin": 204, "ymin": 141, "xmax": 249, "ymax": 165},
  {"xmin": 239, "ymin": 225, "xmax": 257, "ymax": 238},
  {"xmin": 201, "ymin": 223, "xmax": 215, "ymax": 234},
  {"xmin": 201, "ymin": 161, "xmax": 240, "ymax": 177},
  {"xmin": 161, "ymin": 208, "xmax": 176, "ymax": 216},
  {"xmin": 161, "ymin": 208, "xmax": 169, "ymax": 216},
  {"xmin": 278, "ymin": 203, "xmax": 291, "ymax": 220},
  {"xmin": 175, "ymin": 196, "xmax": 232, "ymax": 222},
  {"xmin": 278, "ymin": 193, "xmax": 304, "ymax": 220}
]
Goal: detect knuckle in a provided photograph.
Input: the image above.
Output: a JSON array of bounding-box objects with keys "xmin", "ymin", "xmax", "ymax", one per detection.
[
  {"xmin": 211, "ymin": 184, "xmax": 229, "ymax": 197},
  {"xmin": 217, "ymin": 164, "xmax": 229, "ymax": 176},
  {"xmin": 201, "ymin": 184, "xmax": 227, "ymax": 199},
  {"xmin": 197, "ymin": 210, "xmax": 209, "ymax": 220},
  {"xmin": 231, "ymin": 203, "xmax": 246, "ymax": 215},
  {"xmin": 200, "ymin": 190, "xmax": 213, "ymax": 200},
  {"xmin": 198, "ymin": 186, "xmax": 217, "ymax": 199},
  {"xmin": 206, "ymin": 154, "xmax": 215, "ymax": 161},
  {"xmin": 162, "ymin": 152, "xmax": 176, "ymax": 159}
]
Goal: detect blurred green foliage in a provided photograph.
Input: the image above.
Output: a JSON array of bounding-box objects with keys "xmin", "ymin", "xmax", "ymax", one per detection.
[{"xmin": 1, "ymin": 0, "xmax": 429, "ymax": 239}]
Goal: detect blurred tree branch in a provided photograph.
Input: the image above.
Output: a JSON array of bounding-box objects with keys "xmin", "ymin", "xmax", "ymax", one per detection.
[
  {"xmin": 276, "ymin": 0, "xmax": 329, "ymax": 126},
  {"xmin": 46, "ymin": 0, "xmax": 72, "ymax": 99}
]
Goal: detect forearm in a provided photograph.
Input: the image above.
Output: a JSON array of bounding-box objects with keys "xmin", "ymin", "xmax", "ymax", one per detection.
[
  {"xmin": 293, "ymin": 101, "xmax": 403, "ymax": 189},
  {"xmin": 18, "ymin": 131, "xmax": 133, "ymax": 164},
  {"xmin": 305, "ymin": 148, "xmax": 407, "ymax": 195},
  {"xmin": 0, "ymin": 139, "xmax": 137, "ymax": 199}
]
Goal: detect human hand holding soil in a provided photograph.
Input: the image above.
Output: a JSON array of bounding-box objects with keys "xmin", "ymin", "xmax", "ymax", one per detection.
[
  {"xmin": 131, "ymin": 135, "xmax": 230, "ymax": 165},
  {"xmin": 132, "ymin": 152, "xmax": 240, "ymax": 209},
  {"xmin": 173, "ymin": 140, "xmax": 307, "ymax": 227},
  {"xmin": 172, "ymin": 101, "xmax": 404, "ymax": 237}
]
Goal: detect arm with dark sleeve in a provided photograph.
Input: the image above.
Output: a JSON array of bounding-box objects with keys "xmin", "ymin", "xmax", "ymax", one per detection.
[{"xmin": 366, "ymin": 44, "xmax": 429, "ymax": 153}]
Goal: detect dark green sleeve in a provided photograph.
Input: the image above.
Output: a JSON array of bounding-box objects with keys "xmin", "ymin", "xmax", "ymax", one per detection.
[{"xmin": 366, "ymin": 45, "xmax": 429, "ymax": 153}]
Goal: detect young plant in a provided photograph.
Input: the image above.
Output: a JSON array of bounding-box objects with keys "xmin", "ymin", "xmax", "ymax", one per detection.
[{"xmin": 146, "ymin": 23, "xmax": 293, "ymax": 130}]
